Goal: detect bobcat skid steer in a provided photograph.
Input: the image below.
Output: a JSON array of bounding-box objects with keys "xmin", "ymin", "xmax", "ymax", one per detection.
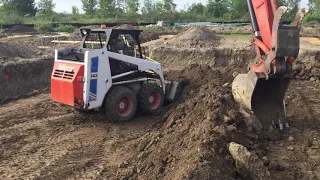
[{"xmin": 51, "ymin": 28, "xmax": 183, "ymax": 122}]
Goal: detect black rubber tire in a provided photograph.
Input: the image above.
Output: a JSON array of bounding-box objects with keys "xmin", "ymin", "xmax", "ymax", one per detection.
[
  {"xmin": 138, "ymin": 83, "xmax": 164, "ymax": 115},
  {"xmin": 104, "ymin": 86, "xmax": 137, "ymax": 122}
]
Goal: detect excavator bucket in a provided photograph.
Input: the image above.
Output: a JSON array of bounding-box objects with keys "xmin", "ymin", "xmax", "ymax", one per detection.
[{"xmin": 232, "ymin": 71, "xmax": 290, "ymax": 130}]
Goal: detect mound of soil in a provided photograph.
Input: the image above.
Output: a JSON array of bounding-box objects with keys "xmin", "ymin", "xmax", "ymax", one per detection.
[
  {"xmin": 114, "ymin": 64, "xmax": 255, "ymax": 179},
  {"xmin": 3, "ymin": 25, "xmax": 37, "ymax": 34},
  {"xmin": 0, "ymin": 58, "xmax": 53, "ymax": 103},
  {"xmin": 114, "ymin": 24, "xmax": 137, "ymax": 29},
  {"xmin": 0, "ymin": 41, "xmax": 40, "ymax": 62},
  {"xmin": 167, "ymin": 27, "xmax": 220, "ymax": 48},
  {"xmin": 69, "ymin": 25, "xmax": 101, "ymax": 41}
]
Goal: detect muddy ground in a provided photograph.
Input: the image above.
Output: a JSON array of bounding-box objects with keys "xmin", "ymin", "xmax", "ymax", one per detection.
[{"xmin": 0, "ymin": 26, "xmax": 319, "ymax": 179}]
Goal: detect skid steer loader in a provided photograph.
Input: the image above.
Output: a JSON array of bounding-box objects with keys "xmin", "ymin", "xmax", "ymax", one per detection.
[
  {"xmin": 232, "ymin": 0, "xmax": 308, "ymax": 130},
  {"xmin": 51, "ymin": 28, "xmax": 183, "ymax": 122}
]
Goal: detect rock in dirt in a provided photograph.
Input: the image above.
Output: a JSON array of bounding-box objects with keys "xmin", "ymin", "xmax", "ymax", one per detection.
[
  {"xmin": 268, "ymin": 161, "xmax": 285, "ymax": 171},
  {"xmin": 228, "ymin": 142, "xmax": 270, "ymax": 180},
  {"xmin": 286, "ymin": 146, "xmax": 294, "ymax": 151},
  {"xmin": 288, "ymin": 136, "xmax": 295, "ymax": 142},
  {"xmin": 239, "ymin": 107, "xmax": 262, "ymax": 132},
  {"xmin": 265, "ymin": 126, "xmax": 281, "ymax": 141}
]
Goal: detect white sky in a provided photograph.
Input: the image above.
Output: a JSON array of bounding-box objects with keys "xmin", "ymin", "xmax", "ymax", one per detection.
[{"xmin": 35, "ymin": 0, "xmax": 310, "ymax": 13}]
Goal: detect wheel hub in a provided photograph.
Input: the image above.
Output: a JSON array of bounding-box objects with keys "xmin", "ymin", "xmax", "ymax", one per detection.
[
  {"xmin": 149, "ymin": 96, "xmax": 154, "ymax": 103},
  {"xmin": 148, "ymin": 91, "xmax": 161, "ymax": 110},
  {"xmin": 118, "ymin": 98, "xmax": 129, "ymax": 114}
]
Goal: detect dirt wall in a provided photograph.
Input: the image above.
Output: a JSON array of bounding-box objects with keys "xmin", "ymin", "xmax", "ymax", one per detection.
[
  {"xmin": 293, "ymin": 50, "xmax": 320, "ymax": 82},
  {"xmin": 0, "ymin": 58, "xmax": 53, "ymax": 103},
  {"xmin": 150, "ymin": 46, "xmax": 320, "ymax": 84},
  {"xmin": 150, "ymin": 46, "xmax": 256, "ymax": 71}
]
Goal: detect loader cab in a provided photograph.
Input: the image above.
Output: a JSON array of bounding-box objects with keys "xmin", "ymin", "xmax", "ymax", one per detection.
[{"xmin": 80, "ymin": 28, "xmax": 143, "ymax": 59}]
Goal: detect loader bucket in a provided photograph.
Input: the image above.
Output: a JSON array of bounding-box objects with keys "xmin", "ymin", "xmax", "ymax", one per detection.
[
  {"xmin": 165, "ymin": 80, "xmax": 188, "ymax": 102},
  {"xmin": 232, "ymin": 71, "xmax": 290, "ymax": 130}
]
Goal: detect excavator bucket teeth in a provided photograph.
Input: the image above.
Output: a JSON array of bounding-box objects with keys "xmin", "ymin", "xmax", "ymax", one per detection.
[{"xmin": 232, "ymin": 72, "xmax": 290, "ymax": 130}]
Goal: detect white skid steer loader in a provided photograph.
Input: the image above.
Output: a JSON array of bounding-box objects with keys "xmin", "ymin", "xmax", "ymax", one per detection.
[{"xmin": 51, "ymin": 28, "xmax": 184, "ymax": 122}]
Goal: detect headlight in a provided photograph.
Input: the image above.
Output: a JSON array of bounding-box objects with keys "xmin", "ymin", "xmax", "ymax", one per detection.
[{"xmin": 82, "ymin": 29, "xmax": 88, "ymax": 35}]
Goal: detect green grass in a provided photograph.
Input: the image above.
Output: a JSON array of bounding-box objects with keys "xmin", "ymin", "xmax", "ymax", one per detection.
[{"xmin": 53, "ymin": 24, "xmax": 75, "ymax": 33}]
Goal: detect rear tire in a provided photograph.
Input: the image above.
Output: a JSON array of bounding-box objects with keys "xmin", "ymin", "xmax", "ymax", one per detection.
[
  {"xmin": 138, "ymin": 83, "xmax": 164, "ymax": 115},
  {"xmin": 105, "ymin": 86, "xmax": 137, "ymax": 122}
]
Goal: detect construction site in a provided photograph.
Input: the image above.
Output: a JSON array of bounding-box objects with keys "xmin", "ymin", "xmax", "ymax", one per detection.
[{"xmin": 1, "ymin": 6, "xmax": 320, "ymax": 180}]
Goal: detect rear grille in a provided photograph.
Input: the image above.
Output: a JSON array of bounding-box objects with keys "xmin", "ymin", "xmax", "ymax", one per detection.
[{"xmin": 53, "ymin": 69, "xmax": 75, "ymax": 80}]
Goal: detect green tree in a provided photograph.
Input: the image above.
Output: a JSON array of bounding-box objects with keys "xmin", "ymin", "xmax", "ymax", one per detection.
[
  {"xmin": 38, "ymin": 0, "xmax": 55, "ymax": 17},
  {"xmin": 155, "ymin": 1, "xmax": 164, "ymax": 15},
  {"xmin": 305, "ymin": 0, "xmax": 320, "ymax": 22},
  {"xmin": 0, "ymin": 0, "xmax": 17, "ymax": 16},
  {"xmin": 163, "ymin": 0, "xmax": 176, "ymax": 13},
  {"xmin": 188, "ymin": 3, "xmax": 205, "ymax": 15},
  {"xmin": 72, "ymin": 6, "xmax": 79, "ymax": 18},
  {"xmin": 141, "ymin": 0, "xmax": 154, "ymax": 16},
  {"xmin": 206, "ymin": 0, "xmax": 230, "ymax": 18},
  {"xmin": 115, "ymin": 0, "xmax": 125, "ymax": 16},
  {"xmin": 81, "ymin": 0, "xmax": 97, "ymax": 16},
  {"xmin": 97, "ymin": 0, "xmax": 115, "ymax": 18},
  {"xmin": 126, "ymin": 0, "xmax": 139, "ymax": 16},
  {"xmin": 9, "ymin": 0, "xmax": 37, "ymax": 16},
  {"xmin": 309, "ymin": 0, "xmax": 320, "ymax": 11},
  {"xmin": 230, "ymin": 0, "xmax": 247, "ymax": 17}
]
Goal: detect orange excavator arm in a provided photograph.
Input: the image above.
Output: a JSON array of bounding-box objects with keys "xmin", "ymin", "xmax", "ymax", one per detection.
[
  {"xmin": 232, "ymin": 0, "xmax": 308, "ymax": 131},
  {"xmin": 247, "ymin": 0, "xmax": 308, "ymax": 78}
]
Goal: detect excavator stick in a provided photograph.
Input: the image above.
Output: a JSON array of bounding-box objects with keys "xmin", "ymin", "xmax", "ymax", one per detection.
[{"xmin": 232, "ymin": 0, "xmax": 308, "ymax": 130}]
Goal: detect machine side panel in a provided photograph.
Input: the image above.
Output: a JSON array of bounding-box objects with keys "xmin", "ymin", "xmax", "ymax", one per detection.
[{"xmin": 83, "ymin": 49, "xmax": 112, "ymax": 109}]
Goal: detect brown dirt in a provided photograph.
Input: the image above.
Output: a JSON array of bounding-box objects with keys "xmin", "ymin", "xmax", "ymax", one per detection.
[
  {"xmin": 114, "ymin": 24, "xmax": 137, "ymax": 30},
  {"xmin": 0, "ymin": 65, "xmax": 245, "ymax": 179},
  {"xmin": 0, "ymin": 64, "xmax": 319, "ymax": 179},
  {"xmin": 69, "ymin": 25, "xmax": 101, "ymax": 41},
  {"xmin": 3, "ymin": 25, "xmax": 37, "ymax": 34},
  {"xmin": 0, "ymin": 41, "xmax": 41, "ymax": 63},
  {"xmin": 0, "ymin": 30, "xmax": 320, "ymax": 179},
  {"xmin": 166, "ymin": 27, "xmax": 220, "ymax": 48},
  {"xmin": 0, "ymin": 58, "xmax": 53, "ymax": 103}
]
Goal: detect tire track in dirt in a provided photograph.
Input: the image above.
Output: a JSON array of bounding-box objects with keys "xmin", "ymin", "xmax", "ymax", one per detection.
[{"xmin": 0, "ymin": 93, "xmax": 158, "ymax": 179}]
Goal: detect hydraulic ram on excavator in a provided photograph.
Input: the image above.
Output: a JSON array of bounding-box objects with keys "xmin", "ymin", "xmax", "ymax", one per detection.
[{"xmin": 232, "ymin": 0, "xmax": 308, "ymax": 130}]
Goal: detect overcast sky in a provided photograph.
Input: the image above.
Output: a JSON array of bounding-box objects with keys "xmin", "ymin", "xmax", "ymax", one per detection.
[{"xmin": 35, "ymin": 0, "xmax": 309, "ymax": 13}]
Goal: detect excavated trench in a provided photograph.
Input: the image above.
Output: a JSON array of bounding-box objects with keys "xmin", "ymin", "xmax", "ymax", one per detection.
[
  {"xmin": 0, "ymin": 26, "xmax": 319, "ymax": 179},
  {"xmin": 0, "ymin": 58, "xmax": 53, "ymax": 104}
]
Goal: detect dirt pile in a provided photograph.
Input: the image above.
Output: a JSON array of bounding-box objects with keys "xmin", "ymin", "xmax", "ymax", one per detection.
[
  {"xmin": 166, "ymin": 27, "xmax": 220, "ymax": 48},
  {"xmin": 150, "ymin": 46, "xmax": 255, "ymax": 71},
  {"xmin": 108, "ymin": 64, "xmax": 256, "ymax": 179},
  {"xmin": 301, "ymin": 22, "xmax": 320, "ymax": 37},
  {"xmin": 292, "ymin": 50, "xmax": 320, "ymax": 83},
  {"xmin": 0, "ymin": 58, "xmax": 53, "ymax": 103},
  {"xmin": 3, "ymin": 25, "xmax": 37, "ymax": 34},
  {"xmin": 114, "ymin": 24, "xmax": 137, "ymax": 29},
  {"xmin": 0, "ymin": 41, "xmax": 40, "ymax": 63},
  {"xmin": 69, "ymin": 25, "xmax": 101, "ymax": 41}
]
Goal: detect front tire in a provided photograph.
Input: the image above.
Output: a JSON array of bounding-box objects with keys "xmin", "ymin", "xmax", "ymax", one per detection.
[
  {"xmin": 138, "ymin": 83, "xmax": 164, "ymax": 115},
  {"xmin": 105, "ymin": 86, "xmax": 137, "ymax": 122}
]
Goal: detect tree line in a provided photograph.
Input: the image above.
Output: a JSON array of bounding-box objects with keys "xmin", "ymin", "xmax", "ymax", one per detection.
[{"xmin": 0, "ymin": 0, "xmax": 319, "ymax": 24}]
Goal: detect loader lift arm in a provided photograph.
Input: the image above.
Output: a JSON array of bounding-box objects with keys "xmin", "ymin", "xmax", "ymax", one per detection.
[{"xmin": 232, "ymin": 0, "xmax": 308, "ymax": 131}]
